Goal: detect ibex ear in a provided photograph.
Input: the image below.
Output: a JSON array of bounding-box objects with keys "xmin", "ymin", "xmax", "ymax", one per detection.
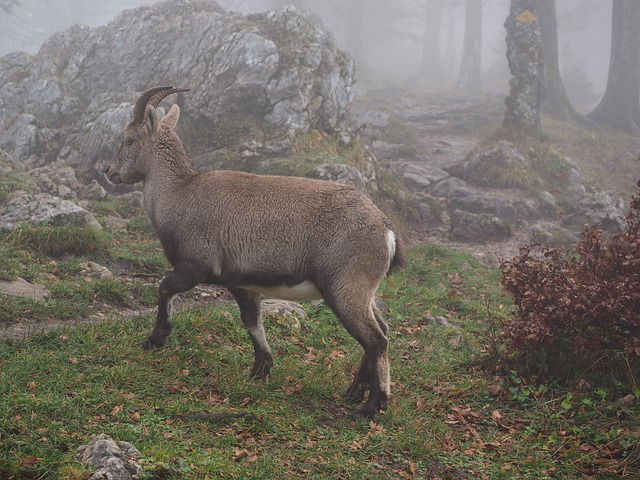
[
  {"xmin": 143, "ymin": 105, "xmax": 160, "ymax": 136},
  {"xmin": 160, "ymin": 104, "xmax": 180, "ymax": 131}
]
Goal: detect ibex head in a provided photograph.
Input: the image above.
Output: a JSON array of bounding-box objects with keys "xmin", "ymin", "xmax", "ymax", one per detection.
[{"xmin": 104, "ymin": 86, "xmax": 189, "ymax": 185}]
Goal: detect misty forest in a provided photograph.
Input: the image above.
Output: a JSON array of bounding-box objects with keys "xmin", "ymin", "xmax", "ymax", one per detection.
[{"xmin": 1, "ymin": 0, "xmax": 640, "ymax": 478}]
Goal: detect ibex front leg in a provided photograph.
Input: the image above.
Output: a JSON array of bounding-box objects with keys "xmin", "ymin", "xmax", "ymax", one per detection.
[
  {"xmin": 143, "ymin": 264, "xmax": 203, "ymax": 350},
  {"xmin": 229, "ymin": 287, "xmax": 273, "ymax": 379}
]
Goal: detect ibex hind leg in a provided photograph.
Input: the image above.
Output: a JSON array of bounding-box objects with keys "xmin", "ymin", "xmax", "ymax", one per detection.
[
  {"xmin": 346, "ymin": 303, "xmax": 390, "ymax": 403},
  {"xmin": 229, "ymin": 287, "xmax": 273, "ymax": 380},
  {"xmin": 345, "ymin": 353, "xmax": 371, "ymax": 403},
  {"xmin": 143, "ymin": 264, "xmax": 203, "ymax": 350},
  {"xmin": 326, "ymin": 293, "xmax": 390, "ymax": 419}
]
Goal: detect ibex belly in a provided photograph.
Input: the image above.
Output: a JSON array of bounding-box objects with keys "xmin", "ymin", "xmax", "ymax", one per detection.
[{"xmin": 241, "ymin": 280, "xmax": 323, "ymax": 301}]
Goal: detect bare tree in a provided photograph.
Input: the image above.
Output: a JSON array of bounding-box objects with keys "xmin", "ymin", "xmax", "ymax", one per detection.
[
  {"xmin": 588, "ymin": 0, "xmax": 640, "ymax": 134},
  {"xmin": 456, "ymin": 0, "xmax": 483, "ymax": 97},
  {"xmin": 537, "ymin": 0, "xmax": 582, "ymax": 121},
  {"xmin": 418, "ymin": 0, "xmax": 443, "ymax": 87}
]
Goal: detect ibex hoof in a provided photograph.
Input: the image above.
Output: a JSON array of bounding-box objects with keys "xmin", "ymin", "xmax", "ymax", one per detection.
[
  {"xmin": 350, "ymin": 407, "xmax": 377, "ymax": 420},
  {"xmin": 142, "ymin": 338, "xmax": 163, "ymax": 350},
  {"xmin": 250, "ymin": 363, "xmax": 272, "ymax": 380},
  {"xmin": 345, "ymin": 384, "xmax": 369, "ymax": 404},
  {"xmin": 350, "ymin": 398, "xmax": 387, "ymax": 420}
]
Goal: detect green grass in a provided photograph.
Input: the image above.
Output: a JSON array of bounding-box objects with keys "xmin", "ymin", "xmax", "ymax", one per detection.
[
  {"xmin": 1, "ymin": 241, "xmax": 638, "ymax": 478},
  {"xmin": 3, "ymin": 225, "xmax": 112, "ymax": 258}
]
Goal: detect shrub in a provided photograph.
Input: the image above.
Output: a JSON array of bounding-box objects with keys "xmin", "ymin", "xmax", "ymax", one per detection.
[{"xmin": 500, "ymin": 180, "xmax": 640, "ymax": 365}]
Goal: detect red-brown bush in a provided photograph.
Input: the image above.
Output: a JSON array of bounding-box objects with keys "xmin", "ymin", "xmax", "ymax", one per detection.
[{"xmin": 500, "ymin": 181, "xmax": 640, "ymax": 361}]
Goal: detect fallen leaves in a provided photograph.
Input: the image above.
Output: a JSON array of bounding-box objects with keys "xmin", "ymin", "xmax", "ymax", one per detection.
[{"xmin": 234, "ymin": 448, "xmax": 258, "ymax": 463}]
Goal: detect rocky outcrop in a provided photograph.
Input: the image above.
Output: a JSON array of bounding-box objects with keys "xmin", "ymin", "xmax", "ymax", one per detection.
[
  {"xmin": 355, "ymin": 89, "xmax": 629, "ymax": 247},
  {"xmin": 0, "ymin": 0, "xmax": 355, "ymax": 179},
  {"xmin": 0, "ymin": 192, "xmax": 102, "ymax": 232}
]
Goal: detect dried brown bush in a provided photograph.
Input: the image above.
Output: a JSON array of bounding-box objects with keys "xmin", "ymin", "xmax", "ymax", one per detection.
[{"xmin": 500, "ymin": 180, "xmax": 640, "ymax": 363}]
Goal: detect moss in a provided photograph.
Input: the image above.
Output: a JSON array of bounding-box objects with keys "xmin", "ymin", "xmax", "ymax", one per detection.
[{"xmin": 482, "ymin": 127, "xmax": 574, "ymax": 194}]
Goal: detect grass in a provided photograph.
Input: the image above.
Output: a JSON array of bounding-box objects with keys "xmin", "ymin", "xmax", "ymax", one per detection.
[
  {"xmin": 1, "ymin": 231, "xmax": 638, "ymax": 478},
  {"xmin": 0, "ymin": 159, "xmax": 33, "ymax": 205}
]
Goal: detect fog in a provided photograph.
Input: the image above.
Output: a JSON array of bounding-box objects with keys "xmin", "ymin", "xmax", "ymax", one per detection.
[{"xmin": 0, "ymin": 0, "xmax": 611, "ymax": 109}]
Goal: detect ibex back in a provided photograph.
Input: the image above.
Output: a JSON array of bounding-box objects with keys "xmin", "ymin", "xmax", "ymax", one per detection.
[{"xmin": 104, "ymin": 86, "xmax": 406, "ymax": 419}]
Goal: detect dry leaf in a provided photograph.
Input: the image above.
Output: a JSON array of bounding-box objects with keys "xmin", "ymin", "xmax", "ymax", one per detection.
[
  {"xmin": 21, "ymin": 456, "xmax": 42, "ymax": 467},
  {"xmin": 234, "ymin": 449, "xmax": 258, "ymax": 462}
]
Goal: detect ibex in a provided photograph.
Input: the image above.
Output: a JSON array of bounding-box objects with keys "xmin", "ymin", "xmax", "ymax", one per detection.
[{"xmin": 104, "ymin": 86, "xmax": 406, "ymax": 419}]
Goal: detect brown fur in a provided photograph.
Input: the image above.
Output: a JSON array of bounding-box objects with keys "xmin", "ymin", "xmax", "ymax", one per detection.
[{"xmin": 104, "ymin": 86, "xmax": 406, "ymax": 419}]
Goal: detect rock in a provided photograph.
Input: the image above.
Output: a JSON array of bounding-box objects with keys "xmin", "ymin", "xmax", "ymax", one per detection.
[
  {"xmin": 82, "ymin": 262, "xmax": 114, "ymax": 280},
  {"xmin": 26, "ymin": 164, "xmax": 80, "ymax": 200},
  {"xmin": 424, "ymin": 314, "xmax": 454, "ymax": 328},
  {"xmin": 0, "ymin": 114, "xmax": 54, "ymax": 167},
  {"xmin": 449, "ymin": 141, "xmax": 542, "ymax": 190},
  {"xmin": 121, "ymin": 192, "xmax": 145, "ymax": 209},
  {"xmin": 431, "ymin": 177, "xmax": 522, "ymax": 223},
  {"xmin": 262, "ymin": 299, "xmax": 307, "ymax": 330},
  {"xmin": 76, "ymin": 433, "xmax": 142, "ymax": 480},
  {"xmin": 400, "ymin": 162, "xmax": 449, "ymax": 192},
  {"xmin": 529, "ymin": 222, "xmax": 578, "ymax": 247},
  {"xmin": 561, "ymin": 190, "xmax": 626, "ymax": 232},
  {"xmin": 0, "ymin": 192, "xmax": 102, "ymax": 231},
  {"xmin": 350, "ymin": 109, "xmax": 390, "ymax": 132},
  {"xmin": 312, "ymin": 163, "xmax": 368, "ymax": 190},
  {"xmin": 0, "ymin": 0, "xmax": 355, "ymax": 180},
  {"xmin": 372, "ymin": 141, "xmax": 411, "ymax": 160},
  {"xmin": 415, "ymin": 194, "xmax": 446, "ymax": 224},
  {"xmin": 450, "ymin": 209, "xmax": 512, "ymax": 242},
  {"xmin": 262, "ymin": 299, "xmax": 307, "ymax": 319},
  {"xmin": 79, "ymin": 180, "xmax": 108, "ymax": 201},
  {"xmin": 0, "ymin": 277, "xmax": 50, "ymax": 302}
]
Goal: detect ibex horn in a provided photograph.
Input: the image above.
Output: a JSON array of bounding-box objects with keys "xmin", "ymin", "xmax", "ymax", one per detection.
[{"xmin": 132, "ymin": 86, "xmax": 189, "ymax": 124}]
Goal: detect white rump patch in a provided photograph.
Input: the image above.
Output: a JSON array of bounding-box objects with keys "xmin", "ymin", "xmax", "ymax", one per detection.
[
  {"xmin": 386, "ymin": 230, "xmax": 397, "ymax": 266},
  {"xmin": 242, "ymin": 280, "xmax": 323, "ymax": 301}
]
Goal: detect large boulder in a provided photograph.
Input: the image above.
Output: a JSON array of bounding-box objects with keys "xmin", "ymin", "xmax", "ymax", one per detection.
[
  {"xmin": 0, "ymin": 192, "xmax": 102, "ymax": 232},
  {"xmin": 0, "ymin": 0, "xmax": 355, "ymax": 178}
]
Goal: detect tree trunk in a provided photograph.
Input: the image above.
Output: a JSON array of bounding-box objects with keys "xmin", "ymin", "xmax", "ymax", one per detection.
[
  {"xmin": 503, "ymin": 0, "xmax": 546, "ymax": 135},
  {"xmin": 588, "ymin": 0, "xmax": 640, "ymax": 134},
  {"xmin": 456, "ymin": 0, "xmax": 483, "ymax": 98},
  {"xmin": 419, "ymin": 0, "xmax": 443, "ymax": 88},
  {"xmin": 538, "ymin": 0, "xmax": 581, "ymax": 121}
]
